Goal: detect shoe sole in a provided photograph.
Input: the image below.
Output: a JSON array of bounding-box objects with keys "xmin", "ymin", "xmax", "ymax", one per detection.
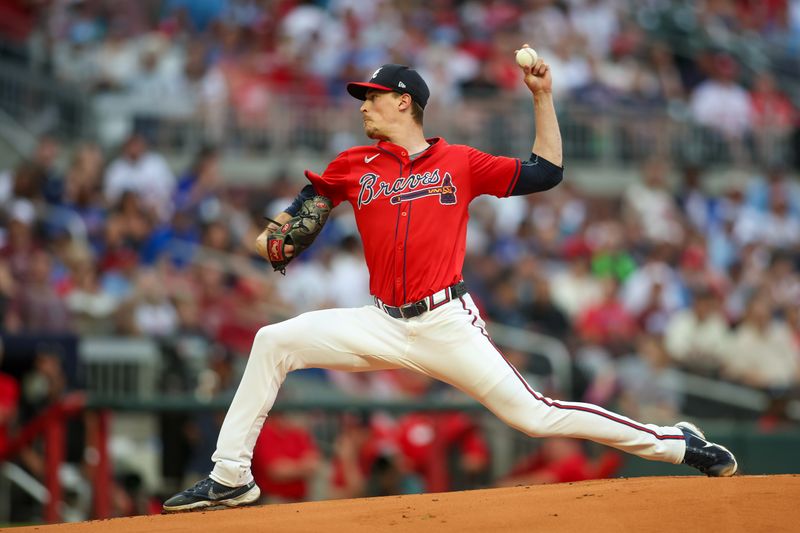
[
  {"xmin": 162, "ymin": 484, "xmax": 261, "ymax": 513},
  {"xmin": 676, "ymin": 421, "xmax": 738, "ymax": 477}
]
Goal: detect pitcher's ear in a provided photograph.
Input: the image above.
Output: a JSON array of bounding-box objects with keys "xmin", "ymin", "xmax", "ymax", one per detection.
[{"xmin": 398, "ymin": 93, "xmax": 413, "ymax": 111}]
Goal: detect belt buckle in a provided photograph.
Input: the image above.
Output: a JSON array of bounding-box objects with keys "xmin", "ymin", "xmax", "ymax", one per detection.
[
  {"xmin": 399, "ymin": 300, "xmax": 427, "ymax": 319},
  {"xmin": 399, "ymin": 303, "xmax": 414, "ymax": 319}
]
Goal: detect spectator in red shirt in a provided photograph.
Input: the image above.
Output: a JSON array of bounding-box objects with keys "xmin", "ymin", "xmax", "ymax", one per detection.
[
  {"xmin": 395, "ymin": 412, "xmax": 490, "ymax": 491},
  {"xmin": 576, "ymin": 277, "xmax": 638, "ymax": 348},
  {"xmin": 0, "ymin": 344, "xmax": 20, "ymax": 457},
  {"xmin": 497, "ymin": 438, "xmax": 622, "ymax": 486},
  {"xmin": 750, "ymin": 72, "xmax": 796, "ymax": 132},
  {"xmin": 251, "ymin": 414, "xmax": 320, "ymax": 503},
  {"xmin": 750, "ymin": 71, "xmax": 796, "ymax": 164},
  {"xmin": 0, "ymin": 0, "xmax": 36, "ymax": 44},
  {"xmin": 329, "ymin": 413, "xmax": 421, "ymax": 499}
]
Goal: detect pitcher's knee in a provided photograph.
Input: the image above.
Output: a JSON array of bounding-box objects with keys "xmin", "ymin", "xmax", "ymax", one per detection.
[
  {"xmin": 251, "ymin": 324, "xmax": 306, "ymax": 374},
  {"xmin": 516, "ymin": 421, "xmax": 553, "ymax": 438},
  {"xmin": 252, "ymin": 325, "xmax": 292, "ymax": 358},
  {"xmin": 502, "ymin": 412, "xmax": 559, "ymax": 438}
]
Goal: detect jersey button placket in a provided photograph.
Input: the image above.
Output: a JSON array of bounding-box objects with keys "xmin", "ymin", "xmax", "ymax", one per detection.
[
  {"xmin": 395, "ymin": 206, "xmax": 404, "ymax": 297},
  {"xmin": 396, "ymin": 202, "xmax": 407, "ymax": 299},
  {"xmin": 395, "ymin": 157, "xmax": 412, "ymax": 305}
]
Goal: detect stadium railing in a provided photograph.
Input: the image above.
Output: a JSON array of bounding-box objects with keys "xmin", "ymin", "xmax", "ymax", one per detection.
[
  {"xmin": 117, "ymin": 96, "xmax": 783, "ymax": 168},
  {"xmin": 3, "ymin": 57, "xmax": 790, "ymax": 169},
  {"xmin": 0, "ymin": 105, "xmax": 37, "ymax": 158},
  {"xmin": 79, "ymin": 337, "xmax": 161, "ymax": 399},
  {"xmin": 0, "ymin": 392, "xmax": 109, "ymax": 523},
  {"xmin": 0, "ymin": 60, "xmax": 91, "ymax": 141},
  {"xmin": 0, "ymin": 462, "xmax": 48, "ymax": 523}
]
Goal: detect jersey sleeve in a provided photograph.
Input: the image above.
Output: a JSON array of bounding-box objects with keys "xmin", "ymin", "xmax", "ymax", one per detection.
[
  {"xmin": 466, "ymin": 146, "xmax": 522, "ymax": 199},
  {"xmin": 304, "ymin": 151, "xmax": 351, "ymax": 207}
]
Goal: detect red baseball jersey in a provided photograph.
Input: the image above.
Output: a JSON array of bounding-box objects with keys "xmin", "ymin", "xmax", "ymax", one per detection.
[{"xmin": 305, "ymin": 137, "xmax": 521, "ymax": 306}]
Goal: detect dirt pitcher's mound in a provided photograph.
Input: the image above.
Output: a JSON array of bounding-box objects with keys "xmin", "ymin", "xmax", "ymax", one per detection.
[{"xmin": 10, "ymin": 475, "xmax": 800, "ymax": 533}]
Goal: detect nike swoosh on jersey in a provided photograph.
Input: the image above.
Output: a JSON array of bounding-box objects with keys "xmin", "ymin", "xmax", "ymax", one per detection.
[{"xmin": 365, "ymin": 154, "xmax": 380, "ymax": 163}]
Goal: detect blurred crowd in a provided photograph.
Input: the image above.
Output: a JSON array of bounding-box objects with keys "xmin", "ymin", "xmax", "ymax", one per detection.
[
  {"xmin": 0, "ymin": 0, "xmax": 799, "ymax": 522},
  {"xmin": 1, "ymin": 0, "xmax": 799, "ymax": 163},
  {"xmin": 466, "ymin": 157, "xmax": 800, "ymax": 421}
]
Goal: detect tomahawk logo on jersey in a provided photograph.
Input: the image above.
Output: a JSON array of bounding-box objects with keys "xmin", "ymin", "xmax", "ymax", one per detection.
[
  {"xmin": 305, "ymin": 137, "xmax": 521, "ymax": 306},
  {"xmin": 387, "ymin": 173, "xmax": 457, "ymax": 205}
]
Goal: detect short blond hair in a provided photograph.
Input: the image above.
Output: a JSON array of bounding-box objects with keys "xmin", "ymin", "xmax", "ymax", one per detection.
[{"xmin": 410, "ymin": 100, "xmax": 424, "ymax": 126}]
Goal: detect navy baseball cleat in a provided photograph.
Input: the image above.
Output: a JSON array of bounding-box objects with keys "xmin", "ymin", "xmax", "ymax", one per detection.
[
  {"xmin": 677, "ymin": 421, "xmax": 738, "ymax": 477},
  {"xmin": 162, "ymin": 477, "xmax": 260, "ymax": 512}
]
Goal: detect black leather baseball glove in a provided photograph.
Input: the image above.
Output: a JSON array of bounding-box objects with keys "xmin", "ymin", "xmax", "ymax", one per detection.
[{"xmin": 260, "ymin": 196, "xmax": 333, "ymax": 274}]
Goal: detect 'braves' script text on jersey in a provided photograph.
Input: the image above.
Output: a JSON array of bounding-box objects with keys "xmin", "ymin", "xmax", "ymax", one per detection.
[
  {"xmin": 306, "ymin": 138, "xmax": 521, "ymax": 306},
  {"xmin": 358, "ymin": 169, "xmax": 457, "ymax": 208}
]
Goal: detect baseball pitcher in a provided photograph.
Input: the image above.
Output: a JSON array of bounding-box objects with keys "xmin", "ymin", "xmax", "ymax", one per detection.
[{"xmin": 163, "ymin": 46, "xmax": 737, "ymax": 512}]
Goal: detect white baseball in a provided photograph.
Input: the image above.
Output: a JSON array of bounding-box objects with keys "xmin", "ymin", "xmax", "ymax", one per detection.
[{"xmin": 515, "ymin": 47, "xmax": 538, "ymax": 68}]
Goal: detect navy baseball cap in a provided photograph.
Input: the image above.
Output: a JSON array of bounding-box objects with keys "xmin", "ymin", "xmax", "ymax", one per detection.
[{"xmin": 347, "ymin": 64, "xmax": 430, "ymax": 109}]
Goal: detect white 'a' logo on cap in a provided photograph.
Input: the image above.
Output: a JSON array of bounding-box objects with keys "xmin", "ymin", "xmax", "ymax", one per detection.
[{"xmin": 371, "ymin": 67, "xmax": 382, "ymax": 80}]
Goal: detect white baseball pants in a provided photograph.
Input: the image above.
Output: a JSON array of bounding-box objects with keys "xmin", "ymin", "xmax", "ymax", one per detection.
[{"xmin": 210, "ymin": 294, "xmax": 686, "ymax": 487}]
